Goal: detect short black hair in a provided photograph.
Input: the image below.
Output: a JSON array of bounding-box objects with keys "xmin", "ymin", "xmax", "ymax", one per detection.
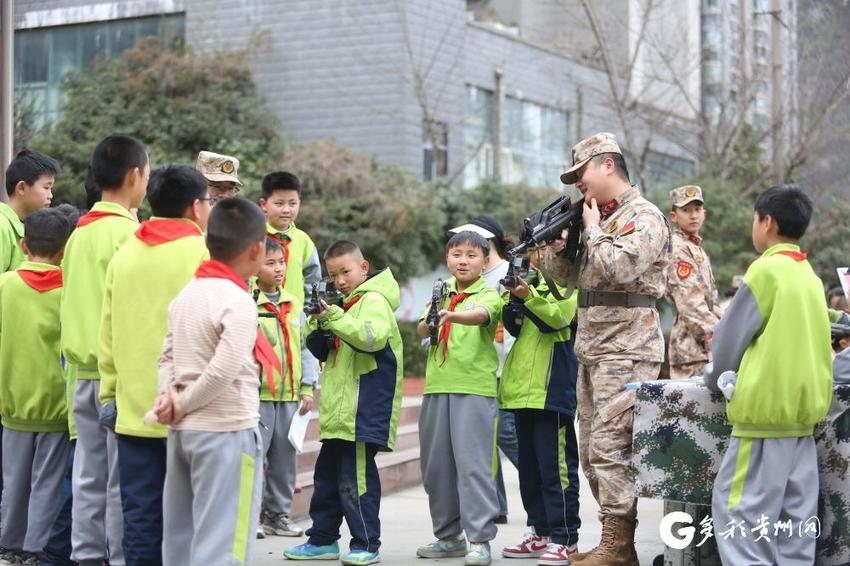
[
  {"xmin": 753, "ymin": 185, "xmax": 813, "ymax": 240},
  {"xmin": 147, "ymin": 165, "xmax": 208, "ymax": 218},
  {"xmin": 265, "ymin": 237, "xmax": 283, "ymax": 255},
  {"xmin": 90, "ymin": 135, "xmax": 148, "ymax": 190},
  {"xmin": 54, "ymin": 203, "xmax": 81, "ymax": 232},
  {"xmin": 324, "ymin": 240, "xmax": 363, "ymax": 261},
  {"xmin": 445, "ymin": 230, "xmax": 490, "ymax": 256},
  {"xmin": 590, "ymin": 152, "xmax": 630, "ymax": 183},
  {"xmin": 23, "ymin": 208, "xmax": 72, "ymax": 257},
  {"xmin": 5, "ymin": 149, "xmax": 60, "ymax": 197},
  {"xmin": 205, "ymin": 197, "xmax": 267, "ymax": 261},
  {"xmin": 261, "ymin": 171, "xmax": 301, "ymax": 199},
  {"xmin": 83, "ymin": 166, "xmax": 101, "ymax": 210}
]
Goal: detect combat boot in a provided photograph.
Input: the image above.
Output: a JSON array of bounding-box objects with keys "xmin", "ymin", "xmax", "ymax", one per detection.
[{"xmin": 571, "ymin": 515, "xmax": 638, "ymax": 565}]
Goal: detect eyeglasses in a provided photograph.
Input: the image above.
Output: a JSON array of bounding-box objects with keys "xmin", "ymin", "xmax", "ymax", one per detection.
[{"xmin": 200, "ymin": 196, "xmax": 219, "ymax": 206}]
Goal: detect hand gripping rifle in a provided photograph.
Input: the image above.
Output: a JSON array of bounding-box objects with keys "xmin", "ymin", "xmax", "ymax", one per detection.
[
  {"xmin": 303, "ymin": 280, "xmax": 345, "ymax": 316},
  {"xmin": 426, "ymin": 279, "xmax": 448, "ymax": 346}
]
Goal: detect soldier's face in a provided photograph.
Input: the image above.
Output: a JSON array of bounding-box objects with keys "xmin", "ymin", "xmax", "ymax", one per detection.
[
  {"xmin": 669, "ymin": 202, "xmax": 706, "ymax": 235},
  {"xmin": 208, "ymin": 181, "xmax": 238, "ymax": 202},
  {"xmin": 446, "ymin": 242, "xmax": 486, "ymax": 286},
  {"xmin": 575, "ymin": 159, "xmax": 611, "ymax": 204}
]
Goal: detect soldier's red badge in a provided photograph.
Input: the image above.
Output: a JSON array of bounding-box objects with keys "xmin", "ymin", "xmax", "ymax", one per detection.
[
  {"xmin": 676, "ymin": 261, "xmax": 693, "ymax": 279},
  {"xmin": 618, "ymin": 220, "xmax": 636, "ymax": 237}
]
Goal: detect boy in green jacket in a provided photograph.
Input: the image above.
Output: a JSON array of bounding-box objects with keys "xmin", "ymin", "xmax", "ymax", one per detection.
[
  {"xmin": 98, "ymin": 164, "xmax": 210, "ymax": 565},
  {"xmin": 259, "ymin": 171, "xmax": 321, "ymax": 305},
  {"xmin": 498, "ymin": 254, "xmax": 581, "ymax": 566},
  {"xmin": 415, "ymin": 231, "xmax": 502, "ymax": 566},
  {"xmin": 254, "ymin": 237, "xmax": 318, "ymax": 537},
  {"xmin": 61, "ymin": 134, "xmax": 149, "ymax": 566},
  {"xmin": 0, "ymin": 208, "xmax": 73, "ymax": 564},
  {"xmin": 285, "ymin": 240, "xmax": 403, "ymax": 566},
  {"xmin": 706, "ymin": 185, "xmax": 832, "ymax": 565}
]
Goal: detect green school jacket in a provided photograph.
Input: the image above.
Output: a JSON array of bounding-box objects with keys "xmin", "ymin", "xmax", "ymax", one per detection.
[
  {"xmin": 61, "ymin": 201, "xmax": 138, "ymax": 374},
  {"xmin": 706, "ymin": 243, "xmax": 833, "ymax": 438},
  {"xmin": 309, "ymin": 268, "xmax": 404, "ymax": 450},
  {"xmin": 98, "ymin": 220, "xmax": 208, "ymax": 438},
  {"xmin": 0, "ymin": 262, "xmax": 67, "ymax": 432},
  {"xmin": 0, "ymin": 202, "xmax": 25, "ymax": 274},
  {"xmin": 423, "ymin": 276, "xmax": 501, "ymax": 398},
  {"xmin": 499, "ymin": 282, "xmax": 579, "ymax": 415},
  {"xmin": 267, "ymin": 222, "xmax": 321, "ymax": 306},
  {"xmin": 254, "ymin": 285, "xmax": 316, "ymax": 401}
]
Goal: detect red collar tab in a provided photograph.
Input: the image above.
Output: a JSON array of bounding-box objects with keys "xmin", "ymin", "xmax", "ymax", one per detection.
[
  {"xmin": 600, "ymin": 199, "xmax": 620, "ymax": 217},
  {"xmin": 688, "ymin": 234, "xmax": 702, "ymax": 245},
  {"xmin": 195, "ymin": 260, "xmax": 248, "ymax": 291},
  {"xmin": 18, "ymin": 269, "xmax": 63, "ymax": 292},
  {"xmin": 776, "ymin": 250, "xmax": 807, "ymax": 262},
  {"xmin": 77, "ymin": 210, "xmax": 124, "ymax": 227},
  {"xmin": 434, "ymin": 291, "xmax": 468, "ymax": 367},
  {"xmin": 135, "ymin": 219, "xmax": 202, "ymax": 245}
]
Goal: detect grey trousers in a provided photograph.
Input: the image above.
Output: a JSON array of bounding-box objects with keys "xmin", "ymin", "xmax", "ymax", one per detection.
[
  {"xmin": 259, "ymin": 401, "xmax": 298, "ymax": 517},
  {"xmin": 419, "ymin": 394, "xmax": 499, "ymax": 543},
  {"xmin": 0, "ymin": 429, "xmax": 69, "ymax": 552},
  {"xmin": 71, "ymin": 377, "xmax": 124, "ymax": 565},
  {"xmin": 711, "ymin": 436, "xmax": 818, "ymax": 566},
  {"xmin": 163, "ymin": 428, "xmax": 263, "ymax": 566}
]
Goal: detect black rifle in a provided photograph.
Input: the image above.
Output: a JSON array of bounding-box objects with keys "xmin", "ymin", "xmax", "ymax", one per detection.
[
  {"xmin": 509, "ymin": 195, "xmax": 585, "ymax": 263},
  {"xmin": 303, "ymin": 280, "xmax": 344, "ymax": 315},
  {"xmin": 499, "ymin": 255, "xmax": 531, "ymax": 289},
  {"xmin": 426, "ymin": 279, "xmax": 448, "ymax": 346}
]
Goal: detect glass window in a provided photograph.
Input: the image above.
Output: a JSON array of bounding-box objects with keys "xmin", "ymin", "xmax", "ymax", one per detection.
[
  {"xmin": 15, "ymin": 14, "xmax": 186, "ymax": 127},
  {"xmin": 644, "ymin": 150, "xmax": 696, "ymax": 199},
  {"xmin": 463, "ymin": 86, "xmax": 495, "ymax": 188},
  {"xmin": 423, "ymin": 121, "xmax": 448, "ymax": 181}
]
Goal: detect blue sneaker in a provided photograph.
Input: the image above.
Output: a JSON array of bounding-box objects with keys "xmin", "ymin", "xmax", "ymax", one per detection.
[
  {"xmin": 341, "ymin": 549, "xmax": 381, "ymax": 565},
  {"xmin": 465, "ymin": 541, "xmax": 491, "ymax": 566},
  {"xmin": 283, "ymin": 541, "xmax": 340, "ymax": 560},
  {"xmin": 416, "ymin": 535, "xmax": 467, "ymax": 558}
]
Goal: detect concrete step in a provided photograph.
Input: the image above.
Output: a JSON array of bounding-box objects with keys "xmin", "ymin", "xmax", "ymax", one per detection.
[
  {"xmin": 304, "ymin": 395, "xmax": 423, "ymax": 441},
  {"xmin": 297, "ymin": 422, "xmax": 420, "ymax": 475}
]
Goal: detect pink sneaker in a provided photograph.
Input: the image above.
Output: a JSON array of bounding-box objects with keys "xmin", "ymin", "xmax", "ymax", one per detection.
[
  {"xmin": 502, "ymin": 532, "xmax": 551, "ymax": 558},
  {"xmin": 537, "ymin": 543, "xmax": 578, "ymax": 565}
]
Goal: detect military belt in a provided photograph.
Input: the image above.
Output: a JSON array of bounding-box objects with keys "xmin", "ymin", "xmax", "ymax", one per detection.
[{"xmin": 578, "ymin": 290, "xmax": 657, "ymax": 308}]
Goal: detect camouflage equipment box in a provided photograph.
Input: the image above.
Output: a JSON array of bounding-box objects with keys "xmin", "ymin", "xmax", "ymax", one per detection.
[{"xmin": 633, "ymin": 380, "xmax": 850, "ymax": 566}]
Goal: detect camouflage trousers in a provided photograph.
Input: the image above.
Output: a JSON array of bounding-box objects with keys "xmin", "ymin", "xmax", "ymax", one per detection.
[
  {"xmin": 669, "ymin": 360, "xmax": 707, "ymax": 380},
  {"xmin": 577, "ymin": 360, "xmax": 660, "ymax": 519}
]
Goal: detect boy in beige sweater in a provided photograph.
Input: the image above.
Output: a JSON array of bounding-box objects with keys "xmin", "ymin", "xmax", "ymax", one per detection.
[{"xmin": 153, "ymin": 197, "xmax": 268, "ymax": 566}]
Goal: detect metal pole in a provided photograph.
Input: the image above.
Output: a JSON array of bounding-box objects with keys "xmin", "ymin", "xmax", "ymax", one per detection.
[
  {"xmin": 1, "ymin": 0, "xmax": 13, "ymax": 202},
  {"xmin": 493, "ymin": 67, "xmax": 503, "ymax": 183}
]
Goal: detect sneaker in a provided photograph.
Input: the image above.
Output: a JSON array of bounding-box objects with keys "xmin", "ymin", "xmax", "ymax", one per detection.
[
  {"xmin": 537, "ymin": 543, "xmax": 577, "ymax": 566},
  {"xmin": 465, "ymin": 542, "xmax": 491, "ymax": 566},
  {"xmin": 283, "ymin": 542, "xmax": 340, "ymax": 560},
  {"xmin": 502, "ymin": 532, "xmax": 551, "ymax": 558},
  {"xmin": 264, "ymin": 513, "xmax": 304, "ymax": 537},
  {"xmin": 20, "ymin": 553, "xmax": 41, "ymax": 566},
  {"xmin": 494, "ymin": 514, "xmax": 508, "ymax": 524},
  {"xmin": 416, "ymin": 535, "xmax": 467, "ymax": 558},
  {"xmin": 256, "ymin": 526, "xmax": 266, "ymax": 539},
  {"xmin": 340, "ymin": 549, "xmax": 381, "ymax": 565},
  {"xmin": 0, "ymin": 548, "xmax": 21, "ymax": 566}
]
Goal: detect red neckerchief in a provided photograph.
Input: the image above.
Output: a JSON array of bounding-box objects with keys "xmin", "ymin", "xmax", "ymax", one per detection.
[
  {"xmin": 332, "ymin": 294, "xmax": 364, "ymax": 367},
  {"xmin": 776, "ymin": 250, "xmax": 807, "ymax": 261},
  {"xmin": 600, "ymin": 199, "xmax": 620, "ymax": 218},
  {"xmin": 268, "ymin": 232, "xmax": 291, "ymax": 287},
  {"xmin": 18, "ymin": 269, "xmax": 63, "ymax": 292},
  {"xmin": 195, "ymin": 260, "xmax": 281, "ymax": 394},
  {"xmin": 76, "ymin": 210, "xmax": 125, "ymax": 227},
  {"xmin": 135, "ymin": 219, "xmax": 202, "ymax": 245},
  {"xmin": 263, "ymin": 301, "xmax": 296, "ymax": 400},
  {"xmin": 434, "ymin": 291, "xmax": 468, "ymax": 367}
]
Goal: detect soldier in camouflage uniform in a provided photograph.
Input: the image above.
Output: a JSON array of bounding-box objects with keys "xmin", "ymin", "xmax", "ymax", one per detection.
[
  {"xmin": 665, "ymin": 185, "xmax": 722, "ymax": 379},
  {"xmin": 558, "ymin": 132, "xmax": 670, "ymax": 566},
  {"xmin": 195, "ymin": 151, "xmax": 242, "ymax": 201}
]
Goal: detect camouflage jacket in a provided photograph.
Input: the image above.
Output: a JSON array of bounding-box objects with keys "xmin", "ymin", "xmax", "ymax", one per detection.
[
  {"xmin": 633, "ymin": 380, "xmax": 850, "ymax": 566},
  {"xmin": 665, "ymin": 228, "xmax": 722, "ymax": 365},
  {"xmin": 575, "ymin": 186, "xmax": 671, "ymax": 365}
]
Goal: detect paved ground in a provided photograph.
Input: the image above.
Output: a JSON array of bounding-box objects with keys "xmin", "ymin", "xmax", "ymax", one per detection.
[{"xmin": 254, "ymin": 457, "xmax": 666, "ymax": 565}]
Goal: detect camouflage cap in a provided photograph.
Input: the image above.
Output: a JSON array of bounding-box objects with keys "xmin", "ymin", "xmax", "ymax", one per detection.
[
  {"xmin": 195, "ymin": 151, "xmax": 242, "ymax": 185},
  {"xmin": 670, "ymin": 185, "xmax": 704, "ymax": 208},
  {"xmin": 560, "ymin": 132, "xmax": 622, "ymax": 184}
]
